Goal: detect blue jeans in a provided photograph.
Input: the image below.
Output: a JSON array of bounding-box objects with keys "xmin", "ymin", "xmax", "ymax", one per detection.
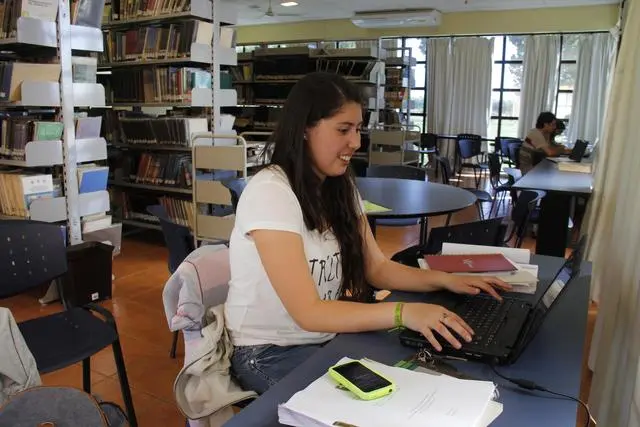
[{"xmin": 231, "ymin": 343, "xmax": 323, "ymax": 394}]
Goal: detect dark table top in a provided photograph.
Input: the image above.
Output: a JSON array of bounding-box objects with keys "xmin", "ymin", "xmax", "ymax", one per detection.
[
  {"xmin": 355, "ymin": 177, "xmax": 477, "ymax": 219},
  {"xmin": 224, "ymin": 255, "xmax": 591, "ymax": 427},
  {"xmin": 513, "ymin": 159, "xmax": 593, "ymax": 195}
]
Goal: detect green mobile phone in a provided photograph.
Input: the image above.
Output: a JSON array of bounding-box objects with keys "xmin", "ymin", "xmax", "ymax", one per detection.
[{"xmin": 328, "ymin": 360, "xmax": 395, "ymax": 401}]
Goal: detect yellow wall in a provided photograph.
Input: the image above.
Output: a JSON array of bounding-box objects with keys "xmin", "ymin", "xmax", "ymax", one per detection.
[{"xmin": 236, "ymin": 4, "xmax": 619, "ymax": 44}]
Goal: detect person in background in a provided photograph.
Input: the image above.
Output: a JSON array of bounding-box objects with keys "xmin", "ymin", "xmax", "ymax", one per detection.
[
  {"xmin": 224, "ymin": 72, "xmax": 511, "ymax": 394},
  {"xmin": 519, "ymin": 112, "xmax": 571, "ymax": 174}
]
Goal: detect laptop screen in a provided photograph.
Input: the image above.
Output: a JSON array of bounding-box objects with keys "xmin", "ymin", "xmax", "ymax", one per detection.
[{"xmin": 536, "ymin": 239, "xmax": 584, "ymax": 313}]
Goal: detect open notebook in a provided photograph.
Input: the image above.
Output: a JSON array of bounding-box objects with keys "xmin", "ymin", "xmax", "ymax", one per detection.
[{"xmin": 278, "ymin": 357, "xmax": 502, "ymax": 427}]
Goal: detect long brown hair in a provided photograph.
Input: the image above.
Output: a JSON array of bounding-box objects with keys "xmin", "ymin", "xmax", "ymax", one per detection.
[{"xmin": 263, "ymin": 72, "xmax": 371, "ymax": 302}]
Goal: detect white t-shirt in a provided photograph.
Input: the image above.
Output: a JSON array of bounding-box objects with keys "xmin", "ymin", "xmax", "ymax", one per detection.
[{"xmin": 224, "ymin": 166, "xmax": 361, "ymax": 347}]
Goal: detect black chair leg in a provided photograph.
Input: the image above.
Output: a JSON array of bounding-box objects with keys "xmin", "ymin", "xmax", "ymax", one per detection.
[
  {"xmin": 419, "ymin": 217, "xmax": 429, "ymax": 246},
  {"xmin": 112, "ymin": 338, "xmax": 138, "ymax": 427},
  {"xmin": 476, "ymin": 202, "xmax": 484, "ymax": 220},
  {"xmin": 82, "ymin": 357, "xmax": 91, "ymax": 393},
  {"xmin": 445, "ymin": 213, "xmax": 452, "ymax": 226},
  {"xmin": 170, "ymin": 330, "xmax": 179, "ymax": 359}
]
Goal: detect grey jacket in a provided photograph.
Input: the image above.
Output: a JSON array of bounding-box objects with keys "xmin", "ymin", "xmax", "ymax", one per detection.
[{"xmin": 0, "ymin": 308, "xmax": 41, "ymax": 404}]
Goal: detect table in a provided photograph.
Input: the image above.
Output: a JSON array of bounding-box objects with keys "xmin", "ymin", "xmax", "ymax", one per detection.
[
  {"xmin": 224, "ymin": 255, "xmax": 590, "ymax": 427},
  {"xmin": 356, "ymin": 177, "xmax": 477, "ymax": 244},
  {"xmin": 513, "ymin": 159, "xmax": 593, "ymax": 257}
]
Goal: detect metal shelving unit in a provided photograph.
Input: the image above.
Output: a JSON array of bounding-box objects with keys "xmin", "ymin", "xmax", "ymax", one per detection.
[
  {"xmin": 0, "ymin": 6, "xmax": 107, "ymax": 245},
  {"xmin": 103, "ymin": 0, "xmax": 239, "ymax": 232}
]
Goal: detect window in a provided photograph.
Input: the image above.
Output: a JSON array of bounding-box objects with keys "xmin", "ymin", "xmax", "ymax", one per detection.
[
  {"xmin": 490, "ymin": 35, "xmax": 525, "ymax": 139},
  {"xmin": 555, "ymin": 34, "xmax": 579, "ymax": 123}
]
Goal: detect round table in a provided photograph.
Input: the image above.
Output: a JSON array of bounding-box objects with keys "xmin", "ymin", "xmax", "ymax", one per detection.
[{"xmin": 355, "ymin": 177, "xmax": 478, "ymax": 243}]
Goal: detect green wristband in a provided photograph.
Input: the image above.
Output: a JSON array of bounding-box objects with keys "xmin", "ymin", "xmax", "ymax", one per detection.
[{"xmin": 394, "ymin": 302, "xmax": 405, "ymax": 328}]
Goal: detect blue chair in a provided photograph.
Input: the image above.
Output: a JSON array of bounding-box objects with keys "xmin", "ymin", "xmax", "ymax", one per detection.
[
  {"xmin": 365, "ymin": 165, "xmax": 429, "ymax": 244},
  {"xmin": 456, "ymin": 134, "xmax": 488, "ymax": 189}
]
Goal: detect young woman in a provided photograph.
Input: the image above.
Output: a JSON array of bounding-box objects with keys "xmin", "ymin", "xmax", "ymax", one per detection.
[
  {"xmin": 224, "ymin": 72, "xmax": 510, "ymax": 394},
  {"xmin": 520, "ymin": 112, "xmax": 571, "ymax": 173}
]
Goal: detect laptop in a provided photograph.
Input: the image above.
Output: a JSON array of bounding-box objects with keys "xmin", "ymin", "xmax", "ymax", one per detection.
[
  {"xmin": 399, "ymin": 239, "xmax": 585, "ymax": 365},
  {"xmin": 552, "ymin": 139, "xmax": 588, "ymax": 163}
]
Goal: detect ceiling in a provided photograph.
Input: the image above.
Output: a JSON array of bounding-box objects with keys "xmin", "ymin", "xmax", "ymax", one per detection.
[{"xmin": 228, "ymin": 0, "xmax": 619, "ymax": 25}]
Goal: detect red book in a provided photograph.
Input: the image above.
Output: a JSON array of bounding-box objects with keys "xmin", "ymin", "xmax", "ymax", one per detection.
[{"xmin": 423, "ymin": 253, "xmax": 516, "ymax": 273}]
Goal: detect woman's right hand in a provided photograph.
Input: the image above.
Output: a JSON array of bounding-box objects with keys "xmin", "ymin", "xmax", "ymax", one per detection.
[{"xmin": 402, "ymin": 303, "xmax": 474, "ymax": 352}]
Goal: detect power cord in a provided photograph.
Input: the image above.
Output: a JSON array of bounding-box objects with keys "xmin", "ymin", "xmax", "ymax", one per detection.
[{"xmin": 489, "ymin": 363, "xmax": 595, "ymax": 427}]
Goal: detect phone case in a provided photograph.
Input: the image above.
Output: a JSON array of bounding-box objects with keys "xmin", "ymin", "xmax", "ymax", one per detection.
[{"xmin": 328, "ymin": 360, "xmax": 396, "ymax": 401}]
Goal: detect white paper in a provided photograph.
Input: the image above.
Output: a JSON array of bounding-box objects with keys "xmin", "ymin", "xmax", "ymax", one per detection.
[
  {"xmin": 441, "ymin": 243, "xmax": 531, "ymax": 264},
  {"xmin": 278, "ymin": 357, "xmax": 498, "ymax": 427}
]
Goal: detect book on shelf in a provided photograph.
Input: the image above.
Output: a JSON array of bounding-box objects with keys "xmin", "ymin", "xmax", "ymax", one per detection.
[
  {"xmin": 75, "ymin": 115, "xmax": 102, "ymax": 139},
  {"xmin": 111, "ymin": 66, "xmax": 211, "ymax": 103},
  {"xmin": 229, "ymin": 63, "xmax": 253, "ymax": 82},
  {"xmin": 117, "ymin": 116, "xmax": 207, "ymax": 146},
  {"xmin": 108, "ymin": 0, "xmax": 193, "ymax": 22},
  {"xmin": 0, "ymin": 117, "xmax": 64, "ymax": 158},
  {"xmin": 0, "ymin": 171, "xmax": 62, "ymax": 218},
  {"xmin": 0, "ymin": 62, "xmax": 61, "ymax": 102},
  {"xmin": 1, "ymin": 0, "xmax": 57, "ymax": 39},
  {"xmin": 101, "ymin": 21, "xmax": 214, "ymax": 63},
  {"xmin": 120, "ymin": 152, "xmax": 192, "ymax": 187},
  {"xmin": 71, "ymin": 0, "xmax": 106, "ymax": 28},
  {"xmin": 159, "ymin": 195, "xmax": 194, "ymax": 228},
  {"xmin": 77, "ymin": 164, "xmax": 109, "ymax": 193},
  {"xmin": 82, "ymin": 212, "xmax": 113, "ymax": 233},
  {"xmin": 219, "ymin": 26, "xmax": 236, "ymax": 48},
  {"xmin": 72, "ymin": 56, "xmax": 98, "ymax": 83}
]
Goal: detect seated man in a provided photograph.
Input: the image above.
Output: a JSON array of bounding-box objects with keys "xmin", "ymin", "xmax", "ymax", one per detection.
[{"xmin": 519, "ymin": 112, "xmax": 571, "ymax": 174}]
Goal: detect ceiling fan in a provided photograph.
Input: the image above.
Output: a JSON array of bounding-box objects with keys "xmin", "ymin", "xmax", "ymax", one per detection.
[{"xmin": 253, "ymin": 0, "xmax": 302, "ymax": 18}]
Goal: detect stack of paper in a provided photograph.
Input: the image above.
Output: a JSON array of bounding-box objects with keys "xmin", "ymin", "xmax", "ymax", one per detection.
[
  {"xmin": 278, "ymin": 357, "xmax": 502, "ymax": 427},
  {"xmin": 423, "ymin": 243, "xmax": 539, "ymax": 294}
]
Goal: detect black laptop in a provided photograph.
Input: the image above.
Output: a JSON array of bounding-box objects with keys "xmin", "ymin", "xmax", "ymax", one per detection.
[
  {"xmin": 568, "ymin": 139, "xmax": 588, "ymax": 161},
  {"xmin": 399, "ymin": 240, "xmax": 585, "ymax": 365}
]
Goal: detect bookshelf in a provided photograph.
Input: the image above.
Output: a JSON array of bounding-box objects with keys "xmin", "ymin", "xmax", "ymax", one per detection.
[
  {"xmin": 384, "ymin": 47, "xmax": 416, "ymax": 125},
  {"xmin": 0, "ymin": 0, "xmax": 108, "ymax": 246},
  {"xmin": 101, "ymin": 0, "xmax": 239, "ymax": 231}
]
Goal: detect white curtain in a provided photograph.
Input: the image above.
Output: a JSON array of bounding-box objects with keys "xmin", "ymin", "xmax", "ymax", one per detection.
[
  {"xmin": 584, "ymin": 0, "xmax": 640, "ymax": 425},
  {"xmin": 517, "ymin": 35, "xmax": 560, "ymax": 137},
  {"xmin": 566, "ymin": 33, "xmax": 617, "ymax": 144},
  {"xmin": 426, "ymin": 37, "xmax": 493, "ymax": 159}
]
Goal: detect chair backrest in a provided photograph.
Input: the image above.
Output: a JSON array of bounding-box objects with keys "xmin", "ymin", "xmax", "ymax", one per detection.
[
  {"xmin": 508, "ymin": 141, "xmax": 522, "ymax": 169},
  {"xmin": 147, "ymin": 205, "xmax": 195, "ymax": 273},
  {"xmin": 457, "ymin": 138, "xmax": 482, "ymax": 159},
  {"xmin": 366, "ymin": 165, "xmax": 427, "ymax": 181},
  {"xmin": 0, "ymin": 220, "xmax": 68, "ymax": 299},
  {"xmin": 509, "ymin": 190, "xmax": 546, "ymax": 247},
  {"xmin": 391, "ymin": 217, "xmax": 507, "ymax": 265},
  {"xmin": 435, "ymin": 156, "xmax": 453, "ymax": 185},
  {"xmin": 162, "ymin": 245, "xmax": 231, "ymax": 362},
  {"xmin": 420, "ymin": 133, "xmax": 438, "ymax": 150},
  {"xmin": 498, "ymin": 138, "xmax": 522, "ymax": 157},
  {"xmin": 487, "ymin": 153, "xmax": 502, "ymax": 188}
]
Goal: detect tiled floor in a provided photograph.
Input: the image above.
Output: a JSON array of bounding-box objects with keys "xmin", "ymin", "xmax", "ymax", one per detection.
[{"xmin": 3, "ymin": 173, "xmax": 595, "ymax": 427}]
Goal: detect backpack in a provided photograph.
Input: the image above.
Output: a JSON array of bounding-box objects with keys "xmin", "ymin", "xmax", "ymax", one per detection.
[{"xmin": 0, "ymin": 386, "xmax": 128, "ymax": 427}]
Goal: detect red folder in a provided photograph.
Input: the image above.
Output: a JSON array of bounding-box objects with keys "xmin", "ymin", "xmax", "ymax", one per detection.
[{"xmin": 423, "ymin": 253, "xmax": 516, "ymax": 273}]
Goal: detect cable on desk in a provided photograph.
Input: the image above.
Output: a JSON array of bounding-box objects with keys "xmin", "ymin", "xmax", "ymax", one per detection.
[{"xmin": 489, "ymin": 363, "xmax": 595, "ymax": 427}]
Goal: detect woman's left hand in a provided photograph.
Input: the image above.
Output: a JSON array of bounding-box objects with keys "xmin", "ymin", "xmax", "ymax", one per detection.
[{"xmin": 441, "ymin": 275, "xmax": 512, "ymax": 301}]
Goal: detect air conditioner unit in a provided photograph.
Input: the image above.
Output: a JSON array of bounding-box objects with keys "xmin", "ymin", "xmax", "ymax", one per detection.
[{"xmin": 351, "ymin": 9, "xmax": 442, "ymax": 29}]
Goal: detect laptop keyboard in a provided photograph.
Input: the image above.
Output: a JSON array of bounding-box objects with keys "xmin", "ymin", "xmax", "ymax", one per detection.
[{"xmin": 460, "ymin": 297, "xmax": 514, "ymax": 347}]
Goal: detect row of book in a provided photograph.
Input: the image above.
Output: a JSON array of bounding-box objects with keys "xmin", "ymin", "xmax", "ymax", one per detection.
[
  {"xmin": 101, "ymin": 21, "xmax": 214, "ymax": 63},
  {"xmin": 117, "ymin": 117, "xmax": 208, "ymax": 146},
  {"xmin": 0, "ymin": 171, "xmax": 62, "ymax": 218},
  {"xmin": 110, "ymin": 67, "xmax": 211, "ymax": 103},
  {"xmin": 109, "ymin": 0, "xmax": 191, "ymax": 23},
  {"xmin": 228, "ymin": 63, "xmax": 253, "ymax": 82},
  {"xmin": 0, "ymin": 119, "xmax": 62, "ymax": 157},
  {"xmin": 386, "ymin": 68, "xmax": 405, "ymax": 87},
  {"xmin": 0, "ymin": 115, "xmax": 102, "ymax": 159},
  {"xmin": 117, "ymin": 152, "xmax": 193, "ymax": 187},
  {"xmin": 112, "ymin": 191, "xmax": 194, "ymax": 228}
]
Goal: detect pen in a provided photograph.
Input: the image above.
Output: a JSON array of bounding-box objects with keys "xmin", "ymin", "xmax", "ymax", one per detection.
[{"xmin": 333, "ymin": 422, "xmax": 360, "ymax": 427}]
